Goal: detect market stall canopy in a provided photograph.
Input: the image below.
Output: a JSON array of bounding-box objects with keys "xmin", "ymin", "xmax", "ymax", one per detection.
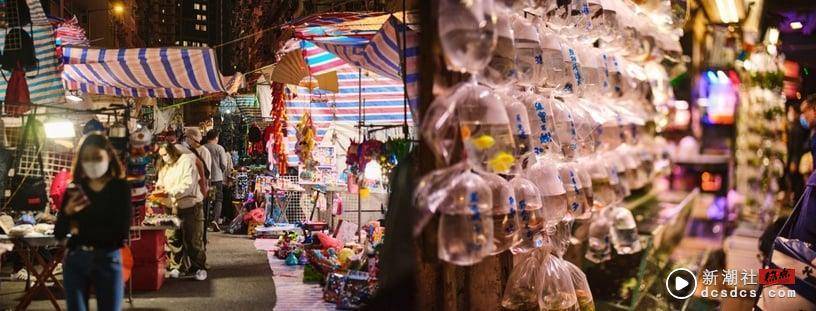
[
  {"xmin": 290, "ymin": 12, "xmax": 387, "ymax": 36},
  {"xmin": 61, "ymin": 46, "xmax": 243, "ymax": 98},
  {"xmin": 288, "ymin": 12, "xmax": 418, "ymax": 112}
]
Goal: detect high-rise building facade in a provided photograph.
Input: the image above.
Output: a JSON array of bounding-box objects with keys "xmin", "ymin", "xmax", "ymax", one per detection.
[
  {"xmin": 45, "ymin": 0, "xmax": 140, "ymax": 48},
  {"xmin": 136, "ymin": 0, "xmax": 233, "ymax": 73}
]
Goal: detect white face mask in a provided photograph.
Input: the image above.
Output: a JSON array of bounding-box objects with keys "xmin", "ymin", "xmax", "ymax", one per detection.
[{"xmin": 82, "ymin": 161, "xmax": 109, "ymax": 179}]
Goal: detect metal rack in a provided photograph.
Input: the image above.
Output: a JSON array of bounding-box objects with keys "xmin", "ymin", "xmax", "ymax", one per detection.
[{"xmin": 591, "ymin": 189, "xmax": 700, "ymax": 310}]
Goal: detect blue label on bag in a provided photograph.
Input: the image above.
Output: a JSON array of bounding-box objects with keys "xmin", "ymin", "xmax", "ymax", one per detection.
[
  {"xmin": 602, "ymin": 54, "xmax": 610, "ymax": 90},
  {"xmin": 534, "ymin": 101, "xmax": 554, "ymax": 153},
  {"xmin": 515, "ymin": 114, "xmax": 528, "ymax": 140},
  {"xmin": 568, "ymin": 48, "xmax": 582, "ymax": 87},
  {"xmin": 467, "ymin": 191, "xmax": 484, "ymax": 252},
  {"xmin": 567, "ymin": 112, "xmax": 578, "ymax": 152}
]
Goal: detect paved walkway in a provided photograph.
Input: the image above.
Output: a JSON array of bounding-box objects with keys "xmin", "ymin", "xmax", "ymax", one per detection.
[
  {"xmin": 0, "ymin": 233, "xmax": 278, "ymax": 311},
  {"xmin": 253, "ymin": 239, "xmax": 334, "ymax": 311}
]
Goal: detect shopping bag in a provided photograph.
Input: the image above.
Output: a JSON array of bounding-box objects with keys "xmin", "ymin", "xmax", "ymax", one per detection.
[{"xmin": 756, "ymin": 194, "xmax": 816, "ymax": 310}]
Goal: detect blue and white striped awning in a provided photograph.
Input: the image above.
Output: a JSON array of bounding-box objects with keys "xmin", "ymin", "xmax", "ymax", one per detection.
[
  {"xmin": 0, "ymin": 0, "xmax": 64, "ymax": 104},
  {"xmin": 61, "ymin": 46, "xmax": 233, "ymax": 98},
  {"xmin": 298, "ymin": 15, "xmax": 418, "ymax": 121}
]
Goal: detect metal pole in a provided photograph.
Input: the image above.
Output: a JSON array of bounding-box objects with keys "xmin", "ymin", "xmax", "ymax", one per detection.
[
  {"xmin": 401, "ymin": 0, "xmax": 409, "ymax": 138},
  {"xmin": 357, "ymin": 67, "xmax": 362, "ymax": 242}
]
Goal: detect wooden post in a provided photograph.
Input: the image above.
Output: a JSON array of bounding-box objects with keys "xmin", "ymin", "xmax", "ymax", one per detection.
[{"xmin": 415, "ymin": 1, "xmax": 514, "ymax": 310}]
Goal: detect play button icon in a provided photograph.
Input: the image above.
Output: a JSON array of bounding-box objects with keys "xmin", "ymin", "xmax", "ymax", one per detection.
[
  {"xmin": 666, "ymin": 268, "xmax": 696, "ymax": 299},
  {"xmin": 675, "ymin": 277, "xmax": 689, "ymax": 291}
]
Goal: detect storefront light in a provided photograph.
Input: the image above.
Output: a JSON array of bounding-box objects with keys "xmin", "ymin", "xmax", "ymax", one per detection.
[
  {"xmin": 790, "ymin": 21, "xmax": 803, "ymax": 30},
  {"xmin": 714, "ymin": 0, "xmax": 739, "ymax": 23},
  {"xmin": 765, "ymin": 27, "xmax": 780, "ymax": 45},
  {"xmin": 44, "ymin": 119, "xmax": 76, "ymax": 139}
]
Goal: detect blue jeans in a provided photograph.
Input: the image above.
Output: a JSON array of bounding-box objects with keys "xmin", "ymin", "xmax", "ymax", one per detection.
[{"xmin": 63, "ymin": 248, "xmax": 123, "ymax": 311}]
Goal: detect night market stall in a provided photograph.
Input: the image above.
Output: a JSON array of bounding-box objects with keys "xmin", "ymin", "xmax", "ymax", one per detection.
[
  {"xmin": 1, "ymin": 22, "xmax": 242, "ymax": 307},
  {"xmin": 207, "ymin": 11, "xmax": 418, "ymax": 309}
]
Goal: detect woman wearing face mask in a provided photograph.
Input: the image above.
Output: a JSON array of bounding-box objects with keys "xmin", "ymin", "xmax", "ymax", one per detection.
[
  {"xmin": 154, "ymin": 142, "xmax": 208, "ymax": 280},
  {"xmin": 55, "ymin": 133, "xmax": 131, "ymax": 311}
]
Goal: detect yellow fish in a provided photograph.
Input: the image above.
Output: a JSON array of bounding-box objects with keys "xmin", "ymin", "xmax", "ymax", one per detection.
[
  {"xmin": 488, "ymin": 152, "xmax": 515, "ymax": 173},
  {"xmin": 471, "ymin": 134, "xmax": 496, "ymax": 150}
]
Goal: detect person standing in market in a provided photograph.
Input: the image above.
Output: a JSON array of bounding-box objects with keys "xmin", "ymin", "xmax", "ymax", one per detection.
[
  {"xmin": 155, "ymin": 143, "xmax": 208, "ymax": 280},
  {"xmin": 791, "ymin": 94, "xmax": 816, "ymax": 244},
  {"xmin": 182, "ymin": 128, "xmax": 213, "ymax": 180},
  {"xmin": 203, "ymin": 129, "xmax": 231, "ymax": 231},
  {"xmin": 55, "ymin": 134, "xmax": 132, "ymax": 310},
  {"xmin": 180, "ymin": 128, "xmax": 213, "ymax": 243}
]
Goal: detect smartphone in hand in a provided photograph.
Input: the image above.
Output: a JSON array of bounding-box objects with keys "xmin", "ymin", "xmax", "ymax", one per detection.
[{"xmin": 64, "ymin": 183, "xmax": 90, "ymax": 215}]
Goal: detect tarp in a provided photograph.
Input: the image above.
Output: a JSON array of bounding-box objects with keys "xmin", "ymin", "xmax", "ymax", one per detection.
[
  {"xmin": 61, "ymin": 46, "xmax": 238, "ymax": 98},
  {"xmin": 0, "ymin": 0, "xmax": 64, "ymax": 104},
  {"xmin": 284, "ymin": 64, "xmax": 412, "ymax": 166},
  {"xmin": 296, "ymin": 14, "xmax": 418, "ymax": 119},
  {"xmin": 52, "ymin": 16, "xmax": 89, "ymax": 47},
  {"xmin": 290, "ymin": 12, "xmax": 386, "ymax": 37}
]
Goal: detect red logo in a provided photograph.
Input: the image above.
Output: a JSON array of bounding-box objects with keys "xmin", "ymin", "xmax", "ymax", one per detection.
[{"xmin": 759, "ymin": 268, "xmax": 795, "ymax": 285}]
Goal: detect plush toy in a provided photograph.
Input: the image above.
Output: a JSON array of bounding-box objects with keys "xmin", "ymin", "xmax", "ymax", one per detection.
[
  {"xmin": 284, "ymin": 252, "xmax": 298, "ymax": 266},
  {"xmin": 337, "ymin": 248, "xmax": 354, "ymax": 266}
]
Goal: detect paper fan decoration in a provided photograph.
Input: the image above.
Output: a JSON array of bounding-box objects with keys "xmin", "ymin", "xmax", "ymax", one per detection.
[{"xmin": 270, "ymin": 49, "xmax": 309, "ymax": 85}]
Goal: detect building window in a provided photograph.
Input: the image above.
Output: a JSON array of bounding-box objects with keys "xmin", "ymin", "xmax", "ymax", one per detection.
[
  {"xmin": 201, "ymin": 4, "xmax": 207, "ymax": 11},
  {"xmin": 194, "ymin": 3, "xmax": 200, "ymax": 10},
  {"xmin": 195, "ymin": 24, "xmax": 207, "ymax": 32},
  {"xmin": 175, "ymin": 41, "xmax": 180, "ymax": 45},
  {"xmin": 196, "ymin": 14, "xmax": 207, "ymax": 21},
  {"xmin": 183, "ymin": 41, "xmax": 188, "ymax": 46}
]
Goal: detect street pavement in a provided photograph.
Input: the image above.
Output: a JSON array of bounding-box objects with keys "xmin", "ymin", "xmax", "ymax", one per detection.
[{"xmin": 0, "ymin": 232, "xmax": 277, "ymax": 310}]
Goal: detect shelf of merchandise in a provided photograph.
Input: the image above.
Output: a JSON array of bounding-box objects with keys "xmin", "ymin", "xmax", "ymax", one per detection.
[
  {"xmin": 592, "ymin": 188, "xmax": 700, "ymax": 310},
  {"xmin": 734, "ymin": 85, "xmax": 787, "ymax": 226}
]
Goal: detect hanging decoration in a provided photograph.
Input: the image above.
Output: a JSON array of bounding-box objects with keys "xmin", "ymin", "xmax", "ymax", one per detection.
[
  {"xmin": 219, "ymin": 96, "xmax": 238, "ymax": 115},
  {"xmin": 269, "ymin": 82, "xmax": 288, "ymax": 173},
  {"xmin": 296, "ymin": 111, "xmax": 317, "ymax": 172}
]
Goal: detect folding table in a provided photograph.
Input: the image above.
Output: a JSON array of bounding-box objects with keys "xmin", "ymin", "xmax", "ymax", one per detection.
[{"xmin": 0, "ymin": 234, "xmax": 65, "ymax": 311}]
